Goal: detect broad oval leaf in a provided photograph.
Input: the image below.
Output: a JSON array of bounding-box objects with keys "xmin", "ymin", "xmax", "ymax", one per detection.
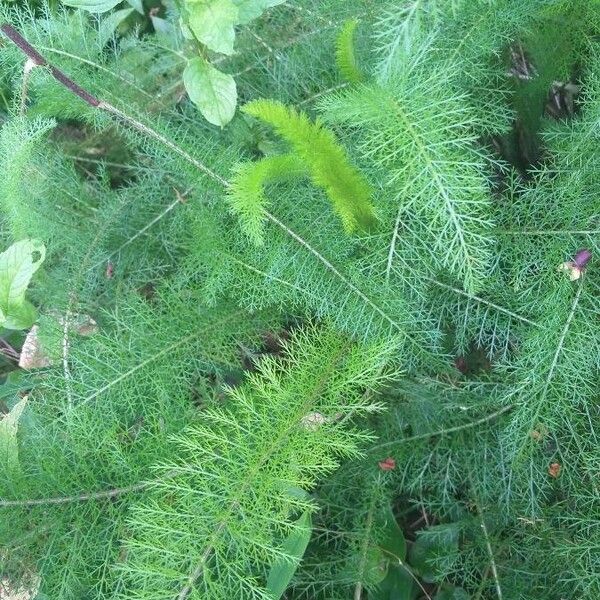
[
  {"xmin": 61, "ymin": 0, "xmax": 122, "ymax": 13},
  {"xmin": 99, "ymin": 7, "xmax": 134, "ymax": 46},
  {"xmin": 233, "ymin": 0, "xmax": 286, "ymax": 24},
  {"xmin": 435, "ymin": 586, "xmax": 470, "ymax": 600},
  {"xmin": 0, "ymin": 396, "xmax": 28, "ymax": 475},
  {"xmin": 183, "ymin": 57, "xmax": 237, "ymax": 127},
  {"xmin": 151, "ymin": 15, "xmax": 177, "ymax": 41},
  {"xmin": 125, "ymin": 0, "xmax": 144, "ymax": 13},
  {"xmin": 187, "ymin": 0, "xmax": 238, "ymax": 55},
  {"xmin": 266, "ymin": 510, "xmax": 312, "ymax": 599},
  {"xmin": 0, "ymin": 239, "xmax": 46, "ymax": 330},
  {"xmin": 379, "ymin": 503, "xmax": 407, "ymax": 561},
  {"xmin": 371, "ymin": 564, "xmax": 416, "ymax": 600},
  {"xmin": 363, "ymin": 546, "xmax": 390, "ymax": 586}
]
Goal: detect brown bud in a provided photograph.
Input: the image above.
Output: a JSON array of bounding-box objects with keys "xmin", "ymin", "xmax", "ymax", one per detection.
[
  {"xmin": 548, "ymin": 462, "xmax": 561, "ymax": 478},
  {"xmin": 378, "ymin": 457, "xmax": 396, "ymax": 471}
]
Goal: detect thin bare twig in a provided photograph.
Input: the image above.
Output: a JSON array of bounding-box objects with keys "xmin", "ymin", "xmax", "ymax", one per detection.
[
  {"xmin": 0, "ymin": 469, "xmax": 179, "ymax": 508},
  {"xmin": 471, "ymin": 488, "xmax": 503, "ymax": 600},
  {"xmin": 369, "ymin": 405, "xmax": 513, "ymax": 453},
  {"xmin": 0, "ymin": 480, "xmax": 150, "ymax": 508},
  {"xmin": 1, "ymin": 25, "xmax": 101, "ymax": 107}
]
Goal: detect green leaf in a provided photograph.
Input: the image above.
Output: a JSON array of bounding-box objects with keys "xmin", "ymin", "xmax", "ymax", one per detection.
[
  {"xmin": 266, "ymin": 510, "xmax": 312, "ymax": 599},
  {"xmin": 242, "ymin": 100, "xmax": 376, "ymax": 233},
  {"xmin": 228, "ymin": 154, "xmax": 306, "ymax": 244},
  {"xmin": 4, "ymin": 301, "xmax": 38, "ymax": 331},
  {"xmin": 151, "ymin": 15, "xmax": 177, "ymax": 41},
  {"xmin": 371, "ymin": 564, "xmax": 416, "ymax": 600},
  {"xmin": 378, "ymin": 503, "xmax": 407, "ymax": 561},
  {"xmin": 99, "ymin": 7, "xmax": 134, "ymax": 46},
  {"xmin": 187, "ymin": 0, "xmax": 238, "ymax": 55},
  {"xmin": 336, "ymin": 19, "xmax": 363, "ymax": 83},
  {"xmin": 233, "ymin": 0, "xmax": 286, "ymax": 25},
  {"xmin": 183, "ymin": 57, "xmax": 237, "ymax": 127},
  {"xmin": 0, "ymin": 396, "xmax": 28, "ymax": 475},
  {"xmin": 408, "ymin": 524, "xmax": 460, "ymax": 583},
  {"xmin": 0, "ymin": 240, "xmax": 46, "ymax": 330},
  {"xmin": 61, "ymin": 0, "xmax": 122, "ymax": 13},
  {"xmin": 435, "ymin": 586, "xmax": 470, "ymax": 600},
  {"xmin": 125, "ymin": 0, "xmax": 144, "ymax": 13},
  {"xmin": 364, "ymin": 546, "xmax": 390, "ymax": 586}
]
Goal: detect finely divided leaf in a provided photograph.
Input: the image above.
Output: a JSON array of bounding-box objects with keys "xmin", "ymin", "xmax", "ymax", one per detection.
[
  {"xmin": 228, "ymin": 154, "xmax": 306, "ymax": 244},
  {"xmin": 336, "ymin": 19, "xmax": 363, "ymax": 83},
  {"xmin": 242, "ymin": 99, "xmax": 376, "ymax": 234}
]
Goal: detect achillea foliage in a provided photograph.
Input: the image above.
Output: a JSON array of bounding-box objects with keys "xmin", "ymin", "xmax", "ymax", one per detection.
[{"xmin": 0, "ymin": 1, "xmax": 599, "ymax": 599}]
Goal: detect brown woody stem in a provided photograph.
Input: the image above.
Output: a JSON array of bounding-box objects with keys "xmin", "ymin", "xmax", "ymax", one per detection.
[{"xmin": 1, "ymin": 24, "xmax": 100, "ymax": 107}]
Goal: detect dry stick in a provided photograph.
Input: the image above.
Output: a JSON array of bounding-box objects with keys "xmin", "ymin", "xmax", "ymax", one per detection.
[
  {"xmin": 1, "ymin": 25, "xmax": 101, "ymax": 108},
  {"xmin": 0, "ymin": 468, "xmax": 182, "ymax": 508},
  {"xmin": 368, "ymin": 404, "xmax": 513, "ymax": 453},
  {"xmin": 0, "ymin": 480, "xmax": 151, "ymax": 508}
]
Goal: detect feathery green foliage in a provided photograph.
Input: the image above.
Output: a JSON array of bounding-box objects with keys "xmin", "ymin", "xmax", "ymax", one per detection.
[
  {"xmin": 335, "ymin": 19, "xmax": 363, "ymax": 84},
  {"xmin": 0, "ymin": 1, "xmax": 599, "ymax": 599},
  {"xmin": 118, "ymin": 326, "xmax": 391, "ymax": 600},
  {"xmin": 228, "ymin": 153, "xmax": 306, "ymax": 244},
  {"xmin": 238, "ymin": 99, "xmax": 377, "ymax": 235}
]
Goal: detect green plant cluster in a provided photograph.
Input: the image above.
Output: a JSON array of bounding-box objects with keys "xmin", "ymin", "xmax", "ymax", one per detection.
[{"xmin": 0, "ymin": 1, "xmax": 599, "ymax": 599}]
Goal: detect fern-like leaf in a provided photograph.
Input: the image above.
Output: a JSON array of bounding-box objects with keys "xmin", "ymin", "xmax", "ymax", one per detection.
[
  {"xmin": 228, "ymin": 154, "xmax": 306, "ymax": 244},
  {"xmin": 319, "ymin": 65, "xmax": 494, "ymax": 293},
  {"xmin": 335, "ymin": 19, "xmax": 363, "ymax": 84},
  {"xmin": 242, "ymin": 99, "xmax": 377, "ymax": 234},
  {"xmin": 117, "ymin": 326, "xmax": 392, "ymax": 600}
]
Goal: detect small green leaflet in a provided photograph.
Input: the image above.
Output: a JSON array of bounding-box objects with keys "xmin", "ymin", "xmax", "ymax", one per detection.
[
  {"xmin": 0, "ymin": 239, "xmax": 46, "ymax": 330},
  {"xmin": 371, "ymin": 565, "xmax": 416, "ymax": 600},
  {"xmin": 266, "ymin": 510, "xmax": 312, "ymax": 599},
  {"xmin": 435, "ymin": 586, "xmax": 470, "ymax": 600},
  {"xmin": 183, "ymin": 57, "xmax": 237, "ymax": 127},
  {"xmin": 187, "ymin": 0, "xmax": 239, "ymax": 55},
  {"xmin": 99, "ymin": 7, "xmax": 134, "ymax": 46},
  {"xmin": 0, "ymin": 396, "xmax": 28, "ymax": 475},
  {"xmin": 125, "ymin": 0, "xmax": 144, "ymax": 13},
  {"xmin": 233, "ymin": 0, "xmax": 287, "ymax": 24},
  {"xmin": 379, "ymin": 502, "xmax": 407, "ymax": 561},
  {"xmin": 61, "ymin": 0, "xmax": 122, "ymax": 13}
]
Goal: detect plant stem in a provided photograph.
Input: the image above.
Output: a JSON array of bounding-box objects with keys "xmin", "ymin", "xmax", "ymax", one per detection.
[
  {"xmin": 0, "ymin": 24, "xmax": 101, "ymax": 108},
  {"xmin": 0, "ymin": 480, "xmax": 150, "ymax": 507},
  {"xmin": 369, "ymin": 404, "xmax": 513, "ymax": 452}
]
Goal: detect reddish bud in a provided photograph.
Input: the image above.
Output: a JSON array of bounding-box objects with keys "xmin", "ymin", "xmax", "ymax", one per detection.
[
  {"xmin": 106, "ymin": 261, "xmax": 114, "ymax": 279},
  {"xmin": 378, "ymin": 457, "xmax": 396, "ymax": 471},
  {"xmin": 548, "ymin": 462, "xmax": 561, "ymax": 478}
]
